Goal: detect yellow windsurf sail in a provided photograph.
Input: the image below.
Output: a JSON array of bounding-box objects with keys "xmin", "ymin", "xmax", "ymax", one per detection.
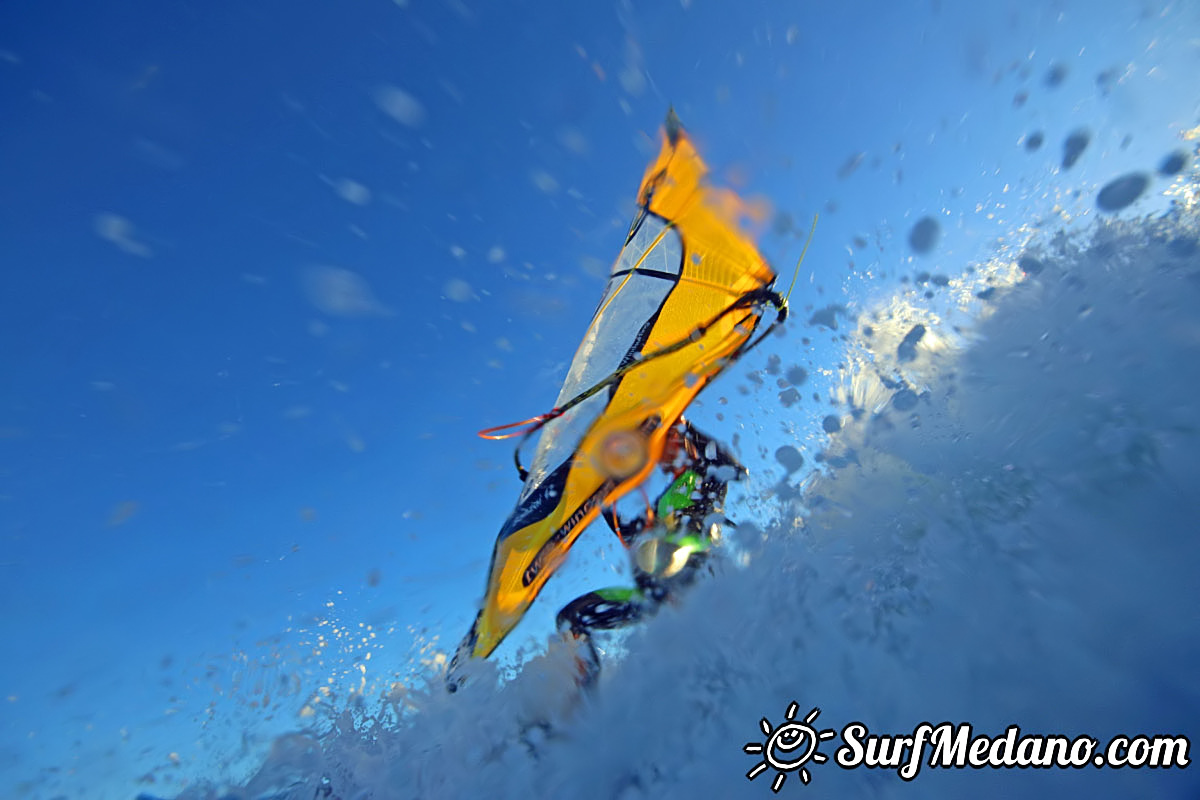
[{"xmin": 452, "ymin": 110, "xmax": 786, "ymax": 667}]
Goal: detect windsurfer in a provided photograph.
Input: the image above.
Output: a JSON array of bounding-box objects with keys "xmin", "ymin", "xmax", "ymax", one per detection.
[
  {"xmin": 445, "ymin": 112, "xmax": 787, "ymax": 694},
  {"xmin": 556, "ymin": 419, "xmax": 745, "ymax": 687}
]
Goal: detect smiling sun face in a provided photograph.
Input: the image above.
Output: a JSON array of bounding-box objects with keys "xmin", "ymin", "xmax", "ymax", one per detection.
[{"xmin": 744, "ymin": 703, "xmax": 837, "ymax": 792}]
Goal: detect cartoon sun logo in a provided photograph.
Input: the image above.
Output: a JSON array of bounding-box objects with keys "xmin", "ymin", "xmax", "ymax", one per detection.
[{"xmin": 743, "ymin": 702, "xmax": 836, "ymax": 792}]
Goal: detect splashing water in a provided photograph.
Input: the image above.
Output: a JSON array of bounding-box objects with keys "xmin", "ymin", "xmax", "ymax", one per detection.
[{"xmin": 162, "ymin": 174, "xmax": 1200, "ymax": 800}]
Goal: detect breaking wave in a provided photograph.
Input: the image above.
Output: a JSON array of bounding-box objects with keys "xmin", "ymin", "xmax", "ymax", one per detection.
[{"xmin": 163, "ymin": 172, "xmax": 1200, "ymax": 799}]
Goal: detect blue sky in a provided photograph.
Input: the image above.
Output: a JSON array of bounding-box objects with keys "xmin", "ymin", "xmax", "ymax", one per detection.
[{"xmin": 1, "ymin": 0, "xmax": 1197, "ymax": 794}]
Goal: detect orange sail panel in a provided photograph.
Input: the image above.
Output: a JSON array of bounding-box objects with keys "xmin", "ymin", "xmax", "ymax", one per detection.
[{"xmin": 462, "ymin": 112, "xmax": 780, "ymax": 660}]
